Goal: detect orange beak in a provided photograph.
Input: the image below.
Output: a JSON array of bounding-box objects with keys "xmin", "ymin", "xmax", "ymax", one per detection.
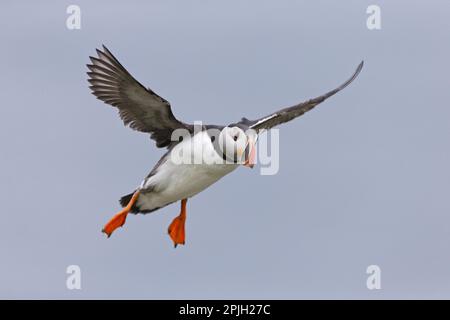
[{"xmin": 244, "ymin": 139, "xmax": 256, "ymax": 168}]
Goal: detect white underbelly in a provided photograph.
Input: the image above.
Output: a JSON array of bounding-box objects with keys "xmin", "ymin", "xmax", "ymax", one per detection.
[
  {"xmin": 137, "ymin": 161, "xmax": 237, "ymax": 211},
  {"xmin": 136, "ymin": 131, "xmax": 239, "ymax": 211}
]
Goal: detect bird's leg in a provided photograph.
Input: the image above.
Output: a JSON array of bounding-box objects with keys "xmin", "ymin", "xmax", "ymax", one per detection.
[
  {"xmin": 168, "ymin": 199, "xmax": 188, "ymax": 248},
  {"xmin": 102, "ymin": 191, "xmax": 140, "ymax": 238}
]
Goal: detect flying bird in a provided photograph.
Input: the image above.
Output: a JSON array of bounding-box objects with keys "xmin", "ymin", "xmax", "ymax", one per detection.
[{"xmin": 87, "ymin": 46, "xmax": 363, "ymax": 247}]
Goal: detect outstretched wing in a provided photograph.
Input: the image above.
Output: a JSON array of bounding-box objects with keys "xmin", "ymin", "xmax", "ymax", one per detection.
[
  {"xmin": 87, "ymin": 45, "xmax": 192, "ymax": 148},
  {"xmin": 242, "ymin": 61, "xmax": 364, "ymax": 132}
]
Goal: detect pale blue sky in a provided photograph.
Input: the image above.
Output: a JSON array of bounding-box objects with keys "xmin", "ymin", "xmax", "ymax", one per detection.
[{"xmin": 1, "ymin": 1, "xmax": 450, "ymax": 299}]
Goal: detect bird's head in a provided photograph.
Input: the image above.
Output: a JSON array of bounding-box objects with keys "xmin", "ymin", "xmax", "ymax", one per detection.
[{"xmin": 218, "ymin": 126, "xmax": 257, "ymax": 168}]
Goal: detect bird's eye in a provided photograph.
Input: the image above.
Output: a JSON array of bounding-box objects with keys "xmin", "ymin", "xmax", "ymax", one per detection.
[
  {"xmin": 210, "ymin": 136, "xmax": 215, "ymax": 142},
  {"xmin": 233, "ymin": 136, "xmax": 238, "ymax": 141}
]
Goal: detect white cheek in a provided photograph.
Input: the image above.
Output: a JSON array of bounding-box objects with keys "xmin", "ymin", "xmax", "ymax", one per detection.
[
  {"xmin": 227, "ymin": 138, "xmax": 237, "ymax": 157},
  {"xmin": 235, "ymin": 138, "xmax": 246, "ymax": 157},
  {"xmin": 218, "ymin": 134, "xmax": 235, "ymax": 158}
]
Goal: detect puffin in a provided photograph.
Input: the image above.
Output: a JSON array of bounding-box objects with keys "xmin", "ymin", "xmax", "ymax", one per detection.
[{"xmin": 87, "ymin": 46, "xmax": 363, "ymax": 247}]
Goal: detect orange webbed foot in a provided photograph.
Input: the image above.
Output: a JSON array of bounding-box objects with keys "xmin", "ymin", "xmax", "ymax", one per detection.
[
  {"xmin": 102, "ymin": 191, "xmax": 140, "ymax": 238},
  {"xmin": 168, "ymin": 199, "xmax": 187, "ymax": 248},
  {"xmin": 102, "ymin": 210, "xmax": 128, "ymax": 238}
]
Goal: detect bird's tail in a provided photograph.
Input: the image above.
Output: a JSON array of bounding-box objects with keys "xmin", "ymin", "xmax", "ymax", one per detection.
[{"xmin": 119, "ymin": 191, "xmax": 138, "ymax": 213}]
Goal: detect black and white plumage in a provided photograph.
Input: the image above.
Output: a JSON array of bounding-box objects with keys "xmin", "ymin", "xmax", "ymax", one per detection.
[
  {"xmin": 88, "ymin": 46, "xmax": 193, "ymax": 148},
  {"xmin": 238, "ymin": 61, "xmax": 364, "ymax": 132},
  {"xmin": 87, "ymin": 45, "xmax": 363, "ymax": 244}
]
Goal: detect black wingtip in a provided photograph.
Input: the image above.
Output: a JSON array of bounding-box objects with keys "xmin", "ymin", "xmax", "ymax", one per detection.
[
  {"xmin": 95, "ymin": 48, "xmax": 103, "ymax": 57},
  {"xmin": 353, "ymin": 60, "xmax": 364, "ymax": 79},
  {"xmin": 91, "ymin": 45, "xmax": 109, "ymax": 57},
  {"xmin": 337, "ymin": 60, "xmax": 364, "ymax": 91},
  {"xmin": 102, "ymin": 44, "xmax": 114, "ymax": 57},
  {"xmin": 88, "ymin": 56, "xmax": 97, "ymax": 64},
  {"xmin": 357, "ymin": 60, "xmax": 364, "ymax": 74}
]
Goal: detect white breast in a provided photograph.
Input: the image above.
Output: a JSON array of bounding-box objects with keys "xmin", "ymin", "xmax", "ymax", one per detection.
[{"xmin": 137, "ymin": 131, "xmax": 238, "ymax": 211}]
